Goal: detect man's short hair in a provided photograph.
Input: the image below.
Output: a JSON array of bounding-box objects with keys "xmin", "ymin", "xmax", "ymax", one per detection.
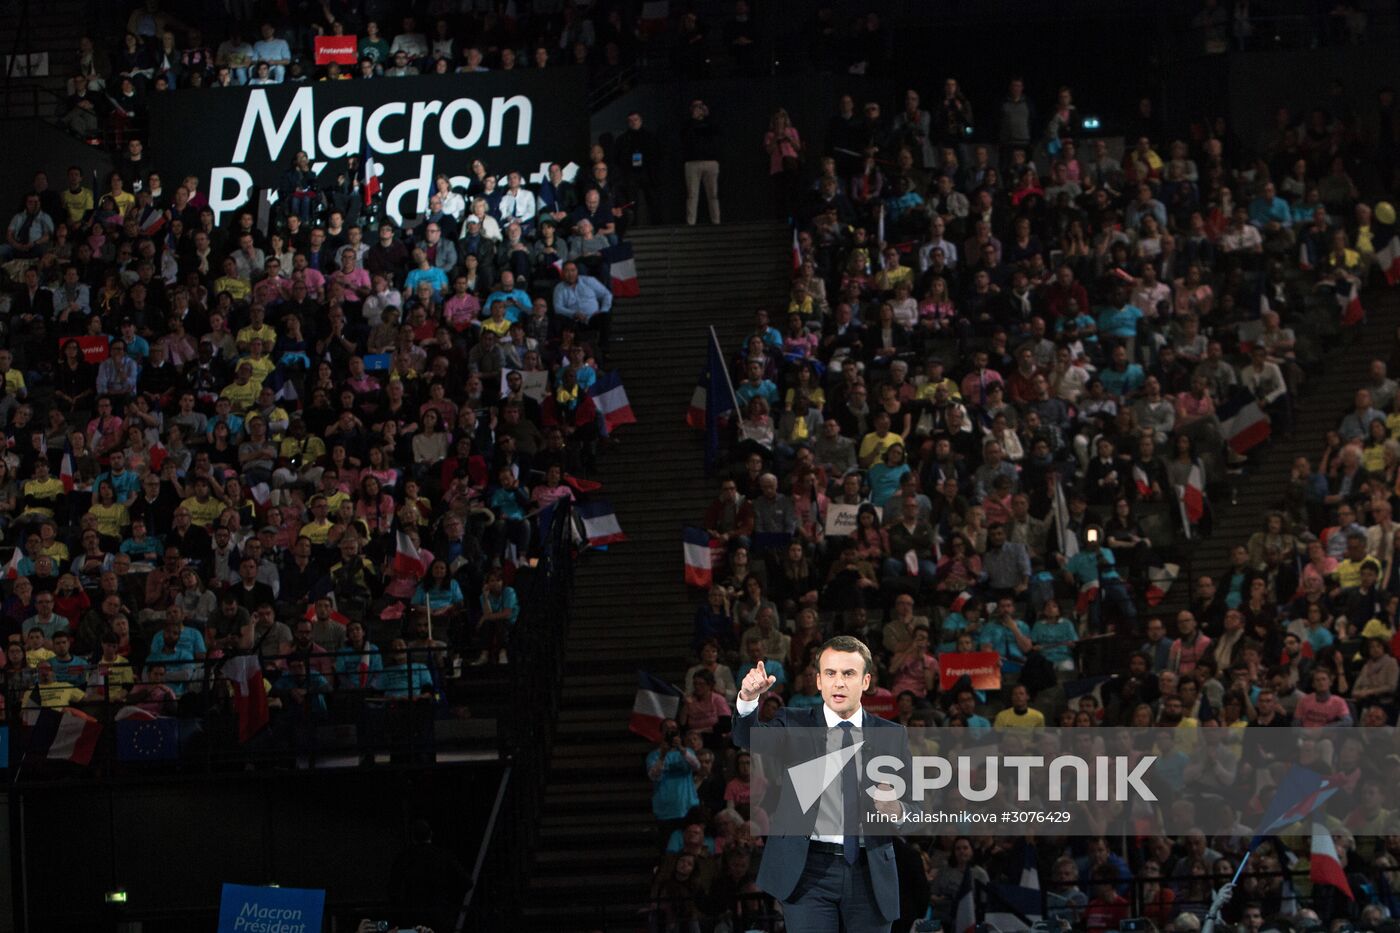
[{"xmin": 816, "ymin": 635, "xmax": 873, "ymax": 676}]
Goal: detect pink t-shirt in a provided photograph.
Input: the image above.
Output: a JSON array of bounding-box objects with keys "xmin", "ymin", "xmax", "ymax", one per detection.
[
  {"xmin": 1293, "ymin": 692, "xmax": 1350, "ymax": 727},
  {"xmin": 892, "ymin": 652, "xmax": 938, "ymax": 698},
  {"xmin": 684, "ymin": 691, "xmax": 732, "ymax": 733}
]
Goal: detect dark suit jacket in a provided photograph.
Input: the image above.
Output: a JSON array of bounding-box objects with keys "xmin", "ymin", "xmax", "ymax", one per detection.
[
  {"xmin": 12, "ymin": 287, "xmax": 54, "ymax": 321},
  {"xmin": 732, "ymin": 703, "xmax": 911, "ymax": 921}
]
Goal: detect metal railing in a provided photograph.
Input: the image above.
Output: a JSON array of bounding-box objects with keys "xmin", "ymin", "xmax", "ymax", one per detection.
[
  {"xmin": 462, "ymin": 498, "xmax": 576, "ymax": 929},
  {"xmin": 6, "ymin": 643, "xmax": 471, "ymax": 775},
  {"xmin": 1160, "ymin": 10, "xmax": 1400, "ymax": 65}
]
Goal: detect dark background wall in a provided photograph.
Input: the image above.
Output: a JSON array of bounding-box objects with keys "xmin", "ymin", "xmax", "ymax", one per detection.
[
  {"xmin": 0, "ymin": 119, "xmax": 112, "ymax": 214},
  {"xmin": 11, "ymin": 764, "xmax": 500, "ymax": 930}
]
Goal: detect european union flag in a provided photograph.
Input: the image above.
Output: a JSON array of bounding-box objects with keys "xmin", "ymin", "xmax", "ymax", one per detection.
[
  {"xmin": 0, "ymin": 726, "xmax": 8, "ymax": 768},
  {"xmin": 116, "ymin": 717, "xmax": 179, "ymax": 762}
]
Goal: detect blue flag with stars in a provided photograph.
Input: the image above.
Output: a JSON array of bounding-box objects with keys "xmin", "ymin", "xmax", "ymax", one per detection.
[{"xmin": 116, "ymin": 716, "xmax": 179, "ymax": 762}]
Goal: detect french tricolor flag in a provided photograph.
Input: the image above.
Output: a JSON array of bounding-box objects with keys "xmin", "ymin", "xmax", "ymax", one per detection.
[
  {"xmin": 683, "ymin": 526, "xmax": 715, "ymax": 587},
  {"xmin": 1336, "ymin": 279, "xmax": 1365, "ymax": 327},
  {"xmin": 589, "ymin": 370, "xmax": 636, "ymax": 435},
  {"xmin": 29, "ymin": 707, "xmax": 103, "ymax": 765},
  {"xmin": 629, "ymin": 670, "xmax": 683, "ymax": 742},
  {"xmin": 1075, "ymin": 578, "xmax": 1099, "ymax": 616},
  {"xmin": 1310, "ymin": 822, "xmax": 1354, "ymax": 899},
  {"xmin": 1178, "ymin": 462, "xmax": 1205, "ymax": 524},
  {"xmin": 686, "ymin": 380, "xmax": 708, "ymax": 429},
  {"xmin": 225, "ymin": 653, "xmax": 269, "ymax": 743},
  {"xmin": 604, "ymin": 242, "xmax": 639, "ymax": 298},
  {"xmin": 1145, "ymin": 562, "xmax": 1179, "ymax": 607},
  {"xmin": 1132, "ymin": 465, "xmax": 1152, "ymax": 498},
  {"xmin": 1218, "ymin": 391, "xmax": 1271, "ymax": 455},
  {"xmin": 1377, "ymin": 235, "xmax": 1400, "ymax": 286},
  {"xmin": 1249, "ymin": 765, "xmax": 1340, "ymax": 847},
  {"xmin": 576, "ymin": 498, "xmax": 626, "ymax": 547},
  {"xmin": 391, "ymin": 530, "xmax": 427, "ymax": 577},
  {"xmin": 59, "ymin": 453, "xmax": 74, "ymax": 493},
  {"xmin": 950, "ymin": 590, "xmax": 975, "ymax": 613},
  {"xmin": 362, "ymin": 142, "xmax": 381, "ymax": 206}
]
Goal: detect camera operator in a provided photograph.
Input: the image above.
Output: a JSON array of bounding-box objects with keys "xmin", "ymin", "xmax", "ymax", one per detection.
[{"xmin": 645, "ymin": 717, "xmax": 701, "ymax": 845}]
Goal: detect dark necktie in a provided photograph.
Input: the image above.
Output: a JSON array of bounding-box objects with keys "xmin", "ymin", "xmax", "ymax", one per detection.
[{"xmin": 838, "ymin": 720, "xmax": 859, "ymax": 864}]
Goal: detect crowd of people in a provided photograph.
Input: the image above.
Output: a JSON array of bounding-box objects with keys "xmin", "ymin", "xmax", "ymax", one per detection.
[
  {"xmin": 0, "ymin": 24, "xmax": 658, "ymax": 765},
  {"xmin": 646, "ymin": 67, "xmax": 1400, "ymax": 932}
]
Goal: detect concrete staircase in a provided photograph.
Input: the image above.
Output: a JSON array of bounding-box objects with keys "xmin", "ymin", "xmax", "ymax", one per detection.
[
  {"xmin": 1182, "ymin": 289, "xmax": 1400, "ymax": 589},
  {"xmin": 521, "ymin": 222, "xmax": 791, "ymax": 931},
  {"xmin": 0, "ymin": 0, "xmax": 94, "ymax": 119}
]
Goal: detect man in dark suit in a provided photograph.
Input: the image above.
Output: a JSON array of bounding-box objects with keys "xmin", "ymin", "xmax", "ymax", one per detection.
[{"xmin": 731, "ymin": 635, "xmax": 910, "ymax": 932}]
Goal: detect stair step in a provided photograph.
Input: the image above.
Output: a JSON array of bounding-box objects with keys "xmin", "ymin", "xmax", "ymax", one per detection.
[{"xmin": 521, "ymin": 223, "xmax": 790, "ymax": 932}]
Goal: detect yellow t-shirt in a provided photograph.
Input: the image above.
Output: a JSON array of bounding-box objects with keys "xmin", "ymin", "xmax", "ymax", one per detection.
[
  {"xmin": 242, "ymin": 355, "xmax": 275, "ymax": 387},
  {"xmin": 109, "ymin": 190, "xmax": 135, "ymax": 215},
  {"xmin": 279, "ymin": 435, "xmax": 326, "ymax": 463},
  {"xmin": 300, "ymin": 518, "xmax": 333, "ymax": 545},
  {"xmin": 917, "ymin": 377, "xmax": 962, "ymax": 401},
  {"xmin": 62, "ymin": 187, "xmax": 94, "ymax": 226},
  {"xmin": 0, "ymin": 368, "xmax": 27, "ymax": 396},
  {"xmin": 237, "ymin": 324, "xmax": 277, "ymax": 347},
  {"xmin": 213, "ymin": 276, "xmax": 251, "ymax": 301},
  {"xmin": 859, "ymin": 430, "xmax": 901, "ymax": 463},
  {"xmin": 785, "ymin": 387, "xmax": 826, "ymax": 410},
  {"xmin": 993, "ymin": 707, "xmax": 1046, "ymax": 731},
  {"xmin": 1336, "ymin": 556, "xmax": 1380, "ymax": 590},
  {"xmin": 22, "ymin": 477, "xmax": 65, "ymax": 518},
  {"xmin": 180, "ymin": 495, "xmax": 223, "ymax": 528},
  {"xmin": 39, "ymin": 541, "xmax": 69, "ymax": 563},
  {"xmin": 87, "ymin": 502, "xmax": 129, "ymax": 539},
  {"xmin": 30, "ymin": 681, "xmax": 87, "ymax": 708},
  {"xmin": 220, "ymin": 380, "xmax": 261, "ymax": 410}
]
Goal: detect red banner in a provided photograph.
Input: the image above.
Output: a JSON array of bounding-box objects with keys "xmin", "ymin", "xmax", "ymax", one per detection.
[
  {"xmin": 60, "ymin": 336, "xmax": 110, "ymax": 364},
  {"xmin": 313, "ymin": 36, "xmax": 359, "ymax": 65},
  {"xmin": 939, "ymin": 651, "xmax": 1002, "ymax": 691}
]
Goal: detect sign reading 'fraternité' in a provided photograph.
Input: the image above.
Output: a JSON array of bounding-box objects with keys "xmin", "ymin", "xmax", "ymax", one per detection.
[{"xmin": 149, "ymin": 69, "xmax": 587, "ymax": 225}]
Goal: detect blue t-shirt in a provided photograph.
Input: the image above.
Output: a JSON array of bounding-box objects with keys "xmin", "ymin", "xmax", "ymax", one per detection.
[
  {"xmin": 939, "ymin": 612, "xmax": 980, "ymax": 652},
  {"xmin": 1098, "ymin": 363, "xmax": 1145, "ymax": 398},
  {"xmin": 1065, "ymin": 547, "xmax": 1121, "ymax": 583},
  {"xmin": 646, "ymin": 748, "xmax": 700, "ymax": 821},
  {"xmin": 405, "ymin": 266, "xmax": 449, "ymax": 298},
  {"xmin": 1306, "ymin": 625, "xmax": 1335, "ymax": 653},
  {"xmin": 374, "ymin": 661, "xmax": 433, "ymax": 697},
  {"xmin": 334, "ymin": 644, "xmax": 383, "ymax": 683},
  {"xmin": 481, "ymin": 587, "xmax": 519, "ymax": 625},
  {"xmin": 144, "ymin": 644, "xmax": 197, "ymax": 694},
  {"xmin": 735, "ymin": 380, "xmax": 778, "ymax": 408},
  {"xmin": 484, "ymin": 288, "xmax": 531, "ymax": 322},
  {"xmin": 413, "ymin": 580, "xmax": 464, "ymax": 612},
  {"xmin": 979, "ymin": 618, "xmax": 1031, "ymax": 668},
  {"xmin": 96, "ymin": 468, "xmax": 142, "ymax": 503},
  {"xmin": 1031, "ymin": 619, "xmax": 1078, "ymax": 664},
  {"xmin": 149, "ymin": 626, "xmax": 206, "ymax": 659},
  {"xmin": 49, "ymin": 654, "xmax": 89, "ymax": 686},
  {"xmin": 868, "ymin": 463, "xmax": 912, "ymax": 510},
  {"xmin": 120, "ymin": 534, "xmax": 164, "ymax": 560},
  {"xmin": 738, "ymin": 658, "xmax": 787, "ymax": 688},
  {"xmin": 1097, "ymin": 303, "xmax": 1143, "ymax": 339}
]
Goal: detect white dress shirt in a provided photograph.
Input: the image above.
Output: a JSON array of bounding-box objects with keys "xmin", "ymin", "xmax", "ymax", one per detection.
[{"xmin": 736, "ymin": 695, "xmax": 865, "ymax": 843}]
